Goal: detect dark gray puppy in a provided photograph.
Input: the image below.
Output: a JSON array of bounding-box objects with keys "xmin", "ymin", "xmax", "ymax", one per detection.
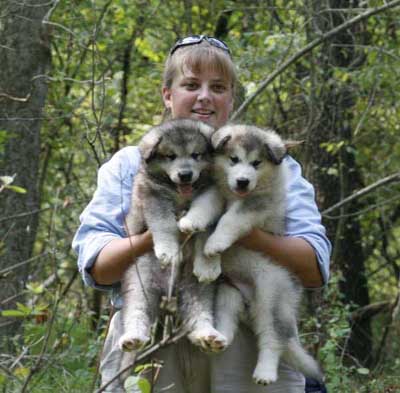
[{"xmin": 119, "ymin": 119, "xmax": 223, "ymax": 352}]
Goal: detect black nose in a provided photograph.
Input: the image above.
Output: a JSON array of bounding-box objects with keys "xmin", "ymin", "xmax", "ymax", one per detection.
[
  {"xmin": 236, "ymin": 178, "xmax": 249, "ymax": 190},
  {"xmin": 179, "ymin": 170, "xmax": 193, "ymax": 183}
]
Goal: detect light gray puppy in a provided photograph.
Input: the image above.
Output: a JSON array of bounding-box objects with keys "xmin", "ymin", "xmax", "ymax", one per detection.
[
  {"xmin": 179, "ymin": 124, "xmax": 323, "ymax": 385},
  {"xmin": 119, "ymin": 118, "xmax": 224, "ymax": 352}
]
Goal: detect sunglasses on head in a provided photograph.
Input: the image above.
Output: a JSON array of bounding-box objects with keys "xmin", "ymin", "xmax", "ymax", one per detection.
[{"xmin": 169, "ymin": 35, "xmax": 231, "ymax": 56}]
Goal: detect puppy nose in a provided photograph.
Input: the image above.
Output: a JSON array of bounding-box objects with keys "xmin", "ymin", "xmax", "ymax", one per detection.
[
  {"xmin": 179, "ymin": 170, "xmax": 193, "ymax": 183},
  {"xmin": 236, "ymin": 178, "xmax": 249, "ymax": 189}
]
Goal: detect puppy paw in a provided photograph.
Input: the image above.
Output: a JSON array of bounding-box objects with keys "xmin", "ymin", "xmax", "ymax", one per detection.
[
  {"xmin": 204, "ymin": 236, "xmax": 230, "ymax": 258},
  {"xmin": 119, "ymin": 332, "xmax": 150, "ymax": 352},
  {"xmin": 193, "ymin": 255, "xmax": 222, "ymax": 283},
  {"xmin": 188, "ymin": 326, "xmax": 228, "ymax": 353},
  {"xmin": 252, "ymin": 365, "xmax": 278, "ymax": 386},
  {"xmin": 154, "ymin": 243, "xmax": 182, "ymax": 268},
  {"xmin": 178, "ymin": 216, "xmax": 207, "ymax": 233}
]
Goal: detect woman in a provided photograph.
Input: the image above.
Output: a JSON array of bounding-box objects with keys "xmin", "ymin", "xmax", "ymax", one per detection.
[{"xmin": 73, "ymin": 35, "xmax": 331, "ymax": 392}]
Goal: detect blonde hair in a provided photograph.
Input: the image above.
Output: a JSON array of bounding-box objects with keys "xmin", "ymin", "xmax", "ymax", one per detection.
[{"xmin": 162, "ymin": 41, "xmax": 239, "ymax": 116}]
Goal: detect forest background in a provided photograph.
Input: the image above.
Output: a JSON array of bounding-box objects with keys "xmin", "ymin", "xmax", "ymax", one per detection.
[{"xmin": 1, "ymin": 0, "xmax": 400, "ymax": 392}]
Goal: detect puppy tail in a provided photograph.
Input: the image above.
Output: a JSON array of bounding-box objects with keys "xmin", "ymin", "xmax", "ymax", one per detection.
[{"xmin": 282, "ymin": 338, "xmax": 324, "ymax": 382}]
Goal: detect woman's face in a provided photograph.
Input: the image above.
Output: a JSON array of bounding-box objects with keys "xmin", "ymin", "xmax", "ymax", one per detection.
[{"xmin": 162, "ymin": 65, "xmax": 234, "ymax": 128}]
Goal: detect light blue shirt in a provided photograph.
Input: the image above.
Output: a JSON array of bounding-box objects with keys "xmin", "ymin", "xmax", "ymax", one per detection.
[{"xmin": 72, "ymin": 146, "xmax": 331, "ymax": 293}]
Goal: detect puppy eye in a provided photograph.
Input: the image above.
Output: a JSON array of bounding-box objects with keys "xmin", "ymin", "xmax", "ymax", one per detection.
[
  {"xmin": 230, "ymin": 156, "xmax": 239, "ymax": 164},
  {"xmin": 251, "ymin": 160, "xmax": 262, "ymax": 168},
  {"xmin": 191, "ymin": 153, "xmax": 202, "ymax": 160},
  {"xmin": 166, "ymin": 154, "xmax": 177, "ymax": 161}
]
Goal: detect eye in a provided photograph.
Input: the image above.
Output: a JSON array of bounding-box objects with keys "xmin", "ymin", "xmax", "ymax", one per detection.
[
  {"xmin": 251, "ymin": 160, "xmax": 262, "ymax": 168},
  {"xmin": 230, "ymin": 156, "xmax": 239, "ymax": 164},
  {"xmin": 212, "ymin": 84, "xmax": 227, "ymax": 93},
  {"xmin": 166, "ymin": 153, "xmax": 177, "ymax": 161},
  {"xmin": 182, "ymin": 81, "xmax": 199, "ymax": 90},
  {"xmin": 191, "ymin": 153, "xmax": 202, "ymax": 160},
  {"xmin": 186, "ymin": 83, "xmax": 197, "ymax": 90}
]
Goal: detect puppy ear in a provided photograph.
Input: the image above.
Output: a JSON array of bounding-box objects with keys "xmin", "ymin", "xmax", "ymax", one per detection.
[
  {"xmin": 264, "ymin": 143, "xmax": 287, "ymax": 165},
  {"xmin": 212, "ymin": 132, "xmax": 231, "ymax": 152},
  {"xmin": 284, "ymin": 140, "xmax": 304, "ymax": 149},
  {"xmin": 197, "ymin": 122, "xmax": 215, "ymax": 141},
  {"xmin": 265, "ymin": 139, "xmax": 303, "ymax": 165},
  {"xmin": 139, "ymin": 128, "xmax": 163, "ymax": 163}
]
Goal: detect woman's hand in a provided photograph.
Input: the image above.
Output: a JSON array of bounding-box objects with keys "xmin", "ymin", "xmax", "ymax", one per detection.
[{"xmin": 236, "ymin": 228, "xmax": 324, "ymax": 288}]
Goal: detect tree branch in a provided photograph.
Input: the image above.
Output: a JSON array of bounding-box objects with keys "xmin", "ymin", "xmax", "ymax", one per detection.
[
  {"xmin": 351, "ymin": 300, "xmax": 395, "ymax": 322},
  {"xmin": 231, "ymin": 0, "xmax": 400, "ymax": 120},
  {"xmin": 322, "ymin": 172, "xmax": 400, "ymax": 216}
]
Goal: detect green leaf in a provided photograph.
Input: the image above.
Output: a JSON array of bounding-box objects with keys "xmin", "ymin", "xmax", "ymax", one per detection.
[
  {"xmin": 1, "ymin": 309, "xmax": 26, "ymax": 317},
  {"xmin": 124, "ymin": 376, "xmax": 151, "ymax": 393},
  {"xmin": 26, "ymin": 282, "xmax": 45, "ymax": 294},
  {"xmin": 6, "ymin": 185, "xmax": 27, "ymax": 194},
  {"xmin": 356, "ymin": 367, "xmax": 370, "ymax": 375},
  {"xmin": 137, "ymin": 378, "xmax": 151, "ymax": 393},
  {"xmin": 124, "ymin": 376, "xmax": 140, "ymax": 392},
  {"xmin": 16, "ymin": 302, "xmax": 32, "ymax": 314}
]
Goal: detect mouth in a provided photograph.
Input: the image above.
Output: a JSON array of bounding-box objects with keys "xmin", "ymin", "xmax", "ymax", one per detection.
[
  {"xmin": 192, "ymin": 109, "xmax": 214, "ymax": 119},
  {"xmin": 177, "ymin": 183, "xmax": 193, "ymax": 197},
  {"xmin": 232, "ymin": 189, "xmax": 250, "ymax": 198}
]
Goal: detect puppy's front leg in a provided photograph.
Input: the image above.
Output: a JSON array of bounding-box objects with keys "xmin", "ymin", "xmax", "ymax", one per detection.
[
  {"xmin": 144, "ymin": 196, "xmax": 181, "ymax": 268},
  {"xmin": 204, "ymin": 201, "xmax": 259, "ymax": 257},
  {"xmin": 193, "ymin": 232, "xmax": 222, "ymax": 283},
  {"xmin": 179, "ymin": 186, "xmax": 223, "ymax": 233}
]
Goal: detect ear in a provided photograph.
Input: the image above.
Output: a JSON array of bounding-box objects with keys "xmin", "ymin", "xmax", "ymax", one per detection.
[
  {"xmin": 213, "ymin": 135, "xmax": 231, "ymax": 152},
  {"xmin": 139, "ymin": 129, "xmax": 163, "ymax": 163},
  {"xmin": 211, "ymin": 130, "xmax": 231, "ymax": 152},
  {"xmin": 197, "ymin": 122, "xmax": 215, "ymax": 142},
  {"xmin": 162, "ymin": 86, "xmax": 172, "ymax": 110},
  {"xmin": 264, "ymin": 143, "xmax": 287, "ymax": 165},
  {"xmin": 284, "ymin": 140, "xmax": 304, "ymax": 149}
]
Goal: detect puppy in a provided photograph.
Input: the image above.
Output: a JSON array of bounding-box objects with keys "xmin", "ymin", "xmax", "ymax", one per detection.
[
  {"xmin": 118, "ymin": 118, "xmax": 224, "ymax": 352},
  {"xmin": 180, "ymin": 124, "xmax": 323, "ymax": 385}
]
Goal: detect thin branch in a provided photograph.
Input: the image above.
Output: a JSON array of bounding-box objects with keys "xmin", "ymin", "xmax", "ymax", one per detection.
[
  {"xmin": 351, "ymin": 300, "xmax": 395, "ymax": 322},
  {"xmin": 231, "ymin": 0, "xmax": 400, "ymax": 120},
  {"xmin": 0, "ymin": 207, "xmax": 51, "ymax": 224},
  {"xmin": 0, "ymin": 91, "xmax": 31, "ymax": 102},
  {"xmin": 322, "ymin": 172, "xmax": 400, "ymax": 215},
  {"xmin": 0, "ymin": 252, "xmax": 50, "ymax": 277}
]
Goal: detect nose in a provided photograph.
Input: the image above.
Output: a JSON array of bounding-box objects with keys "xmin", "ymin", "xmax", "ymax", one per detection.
[
  {"xmin": 198, "ymin": 85, "xmax": 211, "ymax": 102},
  {"xmin": 236, "ymin": 178, "xmax": 249, "ymax": 190},
  {"xmin": 178, "ymin": 170, "xmax": 193, "ymax": 183}
]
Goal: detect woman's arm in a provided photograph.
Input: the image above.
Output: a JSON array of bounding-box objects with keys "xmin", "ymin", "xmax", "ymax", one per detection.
[
  {"xmin": 91, "ymin": 231, "xmax": 153, "ymax": 285},
  {"xmin": 236, "ymin": 229, "xmax": 323, "ymax": 287},
  {"xmin": 72, "ymin": 146, "xmax": 142, "ymax": 290}
]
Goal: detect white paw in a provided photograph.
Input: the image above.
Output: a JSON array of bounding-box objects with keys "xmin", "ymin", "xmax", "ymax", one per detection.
[
  {"xmin": 178, "ymin": 216, "xmax": 207, "ymax": 233},
  {"xmin": 204, "ymin": 235, "xmax": 230, "ymax": 258},
  {"xmin": 188, "ymin": 326, "xmax": 228, "ymax": 353},
  {"xmin": 252, "ymin": 364, "xmax": 278, "ymax": 385},
  {"xmin": 154, "ymin": 243, "xmax": 182, "ymax": 268},
  {"xmin": 193, "ymin": 255, "xmax": 222, "ymax": 283},
  {"xmin": 119, "ymin": 332, "xmax": 150, "ymax": 352}
]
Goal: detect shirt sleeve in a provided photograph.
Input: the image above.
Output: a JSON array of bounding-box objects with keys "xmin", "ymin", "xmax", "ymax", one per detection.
[
  {"xmin": 72, "ymin": 146, "xmax": 141, "ymax": 291},
  {"xmin": 284, "ymin": 156, "xmax": 332, "ymax": 285}
]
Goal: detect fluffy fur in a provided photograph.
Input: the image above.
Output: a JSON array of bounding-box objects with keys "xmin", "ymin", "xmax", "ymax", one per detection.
[
  {"xmin": 118, "ymin": 118, "xmax": 223, "ymax": 352},
  {"xmin": 179, "ymin": 124, "xmax": 323, "ymax": 385}
]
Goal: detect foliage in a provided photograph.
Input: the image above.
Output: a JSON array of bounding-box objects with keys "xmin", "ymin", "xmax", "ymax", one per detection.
[{"xmin": 1, "ymin": 0, "xmax": 400, "ymax": 391}]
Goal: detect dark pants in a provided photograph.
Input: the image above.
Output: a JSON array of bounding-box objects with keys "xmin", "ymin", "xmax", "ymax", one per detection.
[{"xmin": 305, "ymin": 378, "xmax": 327, "ymax": 393}]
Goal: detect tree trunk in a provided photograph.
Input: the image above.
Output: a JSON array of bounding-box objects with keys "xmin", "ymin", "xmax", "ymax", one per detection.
[
  {"xmin": 0, "ymin": 0, "xmax": 51, "ymax": 341},
  {"xmin": 304, "ymin": 0, "xmax": 373, "ymax": 365}
]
